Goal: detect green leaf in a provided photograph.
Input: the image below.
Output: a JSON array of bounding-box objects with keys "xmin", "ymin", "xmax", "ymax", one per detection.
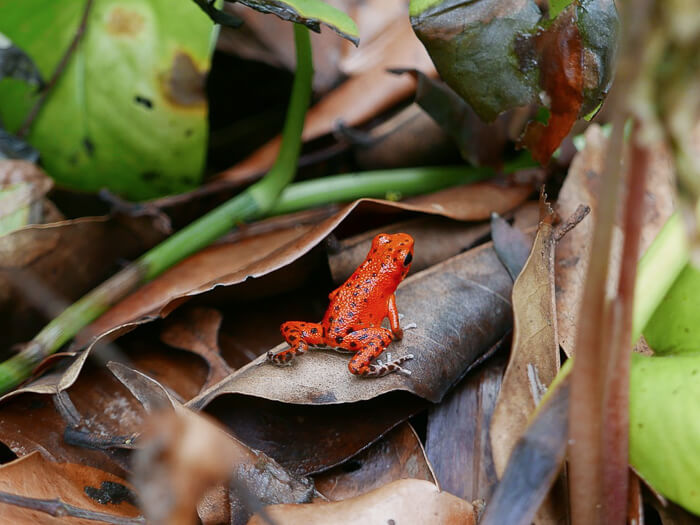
[
  {"xmin": 236, "ymin": 0, "xmax": 359, "ymax": 45},
  {"xmin": 644, "ymin": 264, "xmax": 700, "ymax": 355},
  {"xmin": 0, "ymin": 0, "xmax": 218, "ymax": 200},
  {"xmin": 629, "ymin": 352, "xmax": 700, "ymax": 515}
]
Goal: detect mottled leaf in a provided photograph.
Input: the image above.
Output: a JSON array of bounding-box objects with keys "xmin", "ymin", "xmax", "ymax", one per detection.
[
  {"xmin": 0, "ymin": 0, "xmax": 218, "ymax": 199},
  {"xmin": 0, "ymin": 160, "xmax": 53, "ymax": 236}
]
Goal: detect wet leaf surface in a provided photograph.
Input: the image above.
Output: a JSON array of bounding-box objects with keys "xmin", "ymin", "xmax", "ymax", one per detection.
[
  {"xmin": 248, "ymin": 478, "xmax": 476, "ymax": 525},
  {"xmin": 314, "ymin": 422, "xmax": 436, "ymax": 500},
  {"xmin": 0, "ymin": 451, "xmax": 139, "ymax": 524},
  {"xmin": 554, "ymin": 125, "xmax": 675, "ymax": 355},
  {"xmin": 0, "ymin": 160, "xmax": 55, "ymax": 235}
]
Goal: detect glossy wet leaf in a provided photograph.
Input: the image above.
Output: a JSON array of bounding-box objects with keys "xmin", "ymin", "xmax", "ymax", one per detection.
[
  {"xmin": 491, "ymin": 201, "xmax": 560, "ymax": 477},
  {"xmin": 410, "ymin": 0, "xmax": 619, "ymax": 163},
  {"xmin": 236, "ymin": 0, "xmax": 359, "ymax": 46},
  {"xmin": 490, "ymin": 212, "xmax": 533, "ymax": 281},
  {"xmin": 314, "ymin": 422, "xmax": 436, "ymax": 500},
  {"xmin": 0, "ymin": 0, "xmax": 218, "ymax": 199},
  {"xmin": 644, "ymin": 264, "xmax": 700, "ymax": 355},
  {"xmin": 0, "ymin": 451, "xmax": 139, "ymax": 524},
  {"xmin": 248, "ymin": 479, "xmax": 476, "ymax": 525},
  {"xmin": 629, "ymin": 352, "xmax": 700, "ymax": 516}
]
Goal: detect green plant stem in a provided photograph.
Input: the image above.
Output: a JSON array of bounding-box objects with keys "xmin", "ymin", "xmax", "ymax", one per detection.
[
  {"xmin": 0, "ymin": 25, "xmax": 313, "ymax": 395},
  {"xmin": 269, "ymin": 165, "xmax": 494, "ymax": 215}
]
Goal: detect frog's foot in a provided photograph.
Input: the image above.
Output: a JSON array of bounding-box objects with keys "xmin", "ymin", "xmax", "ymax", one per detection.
[
  {"xmin": 267, "ymin": 342, "xmax": 307, "ymax": 366},
  {"xmin": 366, "ymin": 352, "xmax": 414, "ymax": 377}
]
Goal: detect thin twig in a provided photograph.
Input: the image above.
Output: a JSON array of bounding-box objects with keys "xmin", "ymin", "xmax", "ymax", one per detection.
[
  {"xmin": 16, "ymin": 0, "xmax": 95, "ymax": 138},
  {"xmin": 553, "ymin": 205, "xmax": 590, "ymax": 242},
  {"xmin": 601, "ymin": 120, "xmax": 649, "ymax": 522},
  {"xmin": 0, "ymin": 490, "xmax": 145, "ymax": 525}
]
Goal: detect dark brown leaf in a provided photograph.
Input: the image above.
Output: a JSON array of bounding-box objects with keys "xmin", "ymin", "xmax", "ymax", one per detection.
[
  {"xmin": 426, "ymin": 351, "xmax": 507, "ymax": 502},
  {"xmin": 314, "ymin": 422, "xmax": 436, "ymax": 501},
  {"xmin": 159, "ymin": 307, "xmax": 234, "ymax": 391}
]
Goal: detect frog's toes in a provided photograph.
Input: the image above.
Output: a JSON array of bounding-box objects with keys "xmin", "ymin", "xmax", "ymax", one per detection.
[
  {"xmin": 268, "ymin": 349, "xmax": 295, "ymax": 365},
  {"xmin": 366, "ymin": 353, "xmax": 414, "ymax": 377}
]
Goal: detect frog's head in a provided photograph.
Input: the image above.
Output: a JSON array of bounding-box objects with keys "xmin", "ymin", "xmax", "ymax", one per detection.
[{"xmin": 373, "ymin": 233, "xmax": 415, "ymax": 279}]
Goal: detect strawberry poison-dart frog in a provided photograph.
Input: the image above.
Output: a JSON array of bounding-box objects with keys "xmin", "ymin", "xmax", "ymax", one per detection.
[{"xmin": 268, "ymin": 233, "xmax": 415, "ymax": 377}]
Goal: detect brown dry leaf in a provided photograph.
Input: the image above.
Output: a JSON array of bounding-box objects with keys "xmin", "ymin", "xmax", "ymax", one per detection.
[
  {"xmin": 328, "ymin": 215, "xmax": 490, "ymax": 284},
  {"xmin": 160, "ymin": 307, "xmax": 234, "ymax": 391},
  {"xmin": 190, "ymin": 239, "xmax": 514, "ymax": 407},
  {"xmin": 248, "ymin": 478, "xmax": 476, "ymax": 525},
  {"xmin": 215, "ymin": 14, "xmax": 436, "ymax": 185},
  {"xmin": 555, "ymin": 124, "xmax": 675, "ymax": 355},
  {"xmin": 0, "ymin": 451, "xmax": 139, "ymax": 524},
  {"xmin": 490, "ymin": 201, "xmax": 560, "ymax": 477},
  {"xmin": 425, "ymin": 351, "xmax": 507, "ymax": 503},
  {"xmin": 0, "ymin": 214, "xmax": 167, "ymax": 352},
  {"xmin": 489, "ymin": 198, "xmax": 567, "ymax": 525},
  {"xmin": 314, "ymin": 422, "xmax": 436, "ymax": 501},
  {"xmin": 110, "ymin": 363, "xmax": 315, "ymax": 525}
]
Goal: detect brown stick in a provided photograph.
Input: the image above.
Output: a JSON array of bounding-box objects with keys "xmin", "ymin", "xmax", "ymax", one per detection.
[
  {"xmin": 0, "ymin": 490, "xmax": 145, "ymax": 525},
  {"xmin": 16, "ymin": 0, "xmax": 95, "ymax": 138},
  {"xmin": 601, "ymin": 122, "xmax": 649, "ymax": 522}
]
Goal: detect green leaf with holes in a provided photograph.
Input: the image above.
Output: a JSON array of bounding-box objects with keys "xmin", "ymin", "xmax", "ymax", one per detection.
[
  {"xmin": 237, "ymin": 0, "xmax": 359, "ymax": 45},
  {"xmin": 0, "ymin": 0, "xmax": 218, "ymax": 200}
]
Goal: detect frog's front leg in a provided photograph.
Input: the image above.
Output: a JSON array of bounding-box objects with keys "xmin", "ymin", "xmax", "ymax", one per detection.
[
  {"xmin": 268, "ymin": 321, "xmax": 324, "ymax": 364},
  {"xmin": 342, "ymin": 327, "xmax": 413, "ymax": 377}
]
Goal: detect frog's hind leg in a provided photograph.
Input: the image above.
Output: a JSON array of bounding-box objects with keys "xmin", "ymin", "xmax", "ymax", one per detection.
[
  {"xmin": 268, "ymin": 321, "xmax": 324, "ymax": 364},
  {"xmin": 342, "ymin": 328, "xmax": 414, "ymax": 377}
]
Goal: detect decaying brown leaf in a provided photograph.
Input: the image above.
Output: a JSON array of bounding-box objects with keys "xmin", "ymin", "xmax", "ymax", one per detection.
[
  {"xmin": 160, "ymin": 307, "xmax": 233, "ymax": 392},
  {"xmin": 190, "ymin": 240, "xmax": 514, "ymax": 407},
  {"xmin": 110, "ymin": 363, "xmax": 316, "ymax": 525},
  {"xmin": 314, "ymin": 422, "xmax": 436, "ymax": 501},
  {"xmin": 248, "ymin": 479, "xmax": 476, "ymax": 525},
  {"xmin": 491, "ymin": 199, "xmax": 560, "ymax": 477},
  {"xmin": 0, "ymin": 451, "xmax": 139, "ymax": 524},
  {"xmin": 555, "ymin": 124, "xmax": 675, "ymax": 355}
]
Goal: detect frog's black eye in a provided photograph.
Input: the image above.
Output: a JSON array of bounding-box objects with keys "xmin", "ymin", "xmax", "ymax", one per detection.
[{"xmin": 403, "ymin": 252, "xmax": 413, "ymax": 266}]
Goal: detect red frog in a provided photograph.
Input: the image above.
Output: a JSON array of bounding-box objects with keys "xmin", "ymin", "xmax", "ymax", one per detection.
[{"xmin": 268, "ymin": 233, "xmax": 415, "ymax": 377}]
